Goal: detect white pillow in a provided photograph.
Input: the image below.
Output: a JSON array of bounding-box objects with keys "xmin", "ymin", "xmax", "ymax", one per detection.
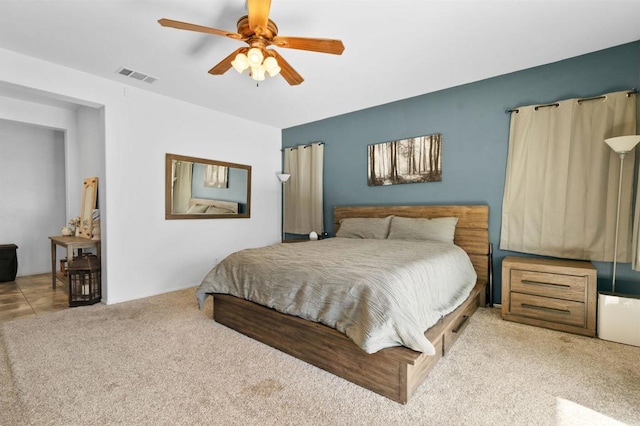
[
  {"xmin": 186, "ymin": 204, "xmax": 208, "ymax": 214},
  {"xmin": 336, "ymin": 216, "xmax": 393, "ymax": 239},
  {"xmin": 205, "ymin": 206, "xmax": 235, "ymax": 214},
  {"xmin": 387, "ymin": 216, "xmax": 458, "ymax": 243}
]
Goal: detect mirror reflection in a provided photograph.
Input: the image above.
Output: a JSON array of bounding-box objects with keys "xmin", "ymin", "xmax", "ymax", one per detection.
[{"xmin": 165, "ymin": 153, "xmax": 251, "ymax": 219}]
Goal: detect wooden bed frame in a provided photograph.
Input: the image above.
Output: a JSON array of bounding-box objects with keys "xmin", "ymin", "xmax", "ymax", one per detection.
[
  {"xmin": 211, "ymin": 205, "xmax": 489, "ymax": 404},
  {"xmin": 188, "ymin": 198, "xmax": 239, "ymax": 213}
]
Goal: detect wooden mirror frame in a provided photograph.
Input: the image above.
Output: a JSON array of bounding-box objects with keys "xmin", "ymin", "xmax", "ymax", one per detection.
[
  {"xmin": 165, "ymin": 153, "xmax": 252, "ymax": 220},
  {"xmin": 79, "ymin": 177, "xmax": 98, "ymax": 239}
]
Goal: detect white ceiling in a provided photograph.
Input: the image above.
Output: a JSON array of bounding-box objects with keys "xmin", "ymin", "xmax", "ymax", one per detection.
[{"xmin": 0, "ymin": 1, "xmax": 638, "ymax": 129}]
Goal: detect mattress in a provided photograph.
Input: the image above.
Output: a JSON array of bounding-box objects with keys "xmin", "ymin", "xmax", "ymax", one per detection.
[{"xmin": 196, "ymin": 238, "xmax": 477, "ymax": 355}]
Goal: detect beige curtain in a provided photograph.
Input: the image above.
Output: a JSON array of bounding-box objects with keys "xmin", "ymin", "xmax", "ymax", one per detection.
[
  {"xmin": 172, "ymin": 160, "xmax": 192, "ymax": 214},
  {"xmin": 204, "ymin": 165, "xmax": 228, "ymax": 188},
  {"xmin": 283, "ymin": 143, "xmax": 324, "ymax": 234},
  {"xmin": 501, "ymin": 90, "xmax": 636, "ymax": 261}
]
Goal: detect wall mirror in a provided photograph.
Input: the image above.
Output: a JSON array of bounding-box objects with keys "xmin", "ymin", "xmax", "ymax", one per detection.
[
  {"xmin": 165, "ymin": 153, "xmax": 251, "ymax": 219},
  {"xmin": 79, "ymin": 177, "xmax": 98, "ymax": 238}
]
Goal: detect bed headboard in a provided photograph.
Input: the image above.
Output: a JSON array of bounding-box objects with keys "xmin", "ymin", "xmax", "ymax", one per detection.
[{"xmin": 334, "ymin": 205, "xmax": 490, "ymax": 284}]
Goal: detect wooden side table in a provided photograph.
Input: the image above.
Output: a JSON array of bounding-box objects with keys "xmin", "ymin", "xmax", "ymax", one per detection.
[
  {"xmin": 49, "ymin": 236, "xmax": 101, "ymax": 289},
  {"xmin": 501, "ymin": 256, "xmax": 597, "ymax": 337}
]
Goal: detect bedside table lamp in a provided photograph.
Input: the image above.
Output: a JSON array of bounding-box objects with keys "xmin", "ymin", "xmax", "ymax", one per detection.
[
  {"xmin": 276, "ymin": 172, "xmax": 291, "ymax": 242},
  {"xmin": 598, "ymin": 135, "xmax": 640, "ymax": 347}
]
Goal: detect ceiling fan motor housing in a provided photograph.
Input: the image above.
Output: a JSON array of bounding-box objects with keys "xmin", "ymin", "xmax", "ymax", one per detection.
[{"xmin": 236, "ymin": 15, "xmax": 278, "ymax": 41}]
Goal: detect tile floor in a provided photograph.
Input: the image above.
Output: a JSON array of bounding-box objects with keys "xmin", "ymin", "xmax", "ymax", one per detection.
[{"xmin": 0, "ymin": 273, "xmax": 69, "ymax": 324}]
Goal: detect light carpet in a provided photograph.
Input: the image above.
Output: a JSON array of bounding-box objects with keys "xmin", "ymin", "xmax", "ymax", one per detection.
[{"xmin": 1, "ymin": 288, "xmax": 639, "ymax": 425}]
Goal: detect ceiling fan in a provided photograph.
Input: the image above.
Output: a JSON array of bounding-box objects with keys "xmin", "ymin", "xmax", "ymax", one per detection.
[{"xmin": 158, "ymin": 0, "xmax": 345, "ymax": 85}]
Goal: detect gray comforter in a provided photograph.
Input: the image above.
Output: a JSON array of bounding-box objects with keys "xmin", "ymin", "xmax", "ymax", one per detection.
[{"xmin": 196, "ymin": 238, "xmax": 477, "ymax": 355}]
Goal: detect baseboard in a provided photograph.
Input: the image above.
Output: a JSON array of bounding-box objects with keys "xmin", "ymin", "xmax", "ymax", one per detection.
[{"xmin": 104, "ymin": 283, "xmax": 197, "ymax": 305}]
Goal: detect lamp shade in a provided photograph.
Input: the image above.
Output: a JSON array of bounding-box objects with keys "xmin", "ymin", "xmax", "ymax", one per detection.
[
  {"xmin": 263, "ymin": 56, "xmax": 281, "ymax": 77},
  {"xmin": 247, "ymin": 48, "xmax": 264, "ymax": 67},
  {"xmin": 276, "ymin": 173, "xmax": 290, "ymax": 183},
  {"xmin": 251, "ymin": 65, "xmax": 266, "ymax": 81},
  {"xmin": 605, "ymin": 135, "xmax": 640, "ymax": 154},
  {"xmin": 231, "ymin": 53, "xmax": 249, "ymax": 73}
]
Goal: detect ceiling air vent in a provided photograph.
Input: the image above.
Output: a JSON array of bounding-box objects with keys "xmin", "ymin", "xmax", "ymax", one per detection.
[{"xmin": 116, "ymin": 67, "xmax": 157, "ymax": 84}]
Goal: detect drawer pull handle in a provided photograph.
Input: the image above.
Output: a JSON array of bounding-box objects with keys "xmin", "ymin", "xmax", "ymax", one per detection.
[
  {"xmin": 452, "ymin": 315, "xmax": 470, "ymax": 334},
  {"xmin": 521, "ymin": 303, "xmax": 571, "ymax": 315},
  {"xmin": 521, "ymin": 280, "xmax": 570, "ymax": 289}
]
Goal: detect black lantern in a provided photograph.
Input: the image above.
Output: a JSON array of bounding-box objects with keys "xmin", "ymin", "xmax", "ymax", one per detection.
[
  {"xmin": 0, "ymin": 244, "xmax": 18, "ymax": 283},
  {"xmin": 67, "ymin": 255, "xmax": 101, "ymax": 306}
]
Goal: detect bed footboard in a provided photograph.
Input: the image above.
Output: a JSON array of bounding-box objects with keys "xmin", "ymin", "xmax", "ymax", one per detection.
[{"xmin": 212, "ymin": 279, "xmax": 485, "ymax": 404}]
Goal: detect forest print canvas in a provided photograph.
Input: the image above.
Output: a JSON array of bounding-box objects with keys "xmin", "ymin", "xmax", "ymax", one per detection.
[{"xmin": 367, "ymin": 133, "xmax": 442, "ymax": 186}]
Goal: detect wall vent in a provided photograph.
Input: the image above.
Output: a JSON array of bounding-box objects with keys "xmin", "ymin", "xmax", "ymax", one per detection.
[{"xmin": 116, "ymin": 67, "xmax": 157, "ymax": 84}]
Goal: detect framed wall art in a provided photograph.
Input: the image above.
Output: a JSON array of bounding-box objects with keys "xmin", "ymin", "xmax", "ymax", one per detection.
[{"xmin": 367, "ymin": 133, "xmax": 442, "ymax": 186}]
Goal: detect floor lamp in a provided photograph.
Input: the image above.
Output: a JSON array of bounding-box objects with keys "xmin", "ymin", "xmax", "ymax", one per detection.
[
  {"xmin": 276, "ymin": 172, "xmax": 291, "ymax": 242},
  {"xmin": 604, "ymin": 135, "xmax": 640, "ymax": 293},
  {"xmin": 598, "ymin": 135, "xmax": 640, "ymax": 347}
]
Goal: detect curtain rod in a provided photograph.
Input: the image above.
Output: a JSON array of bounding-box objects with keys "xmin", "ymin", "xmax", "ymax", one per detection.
[
  {"xmin": 281, "ymin": 141, "xmax": 324, "ymax": 151},
  {"xmin": 505, "ymin": 88, "xmax": 638, "ymax": 114}
]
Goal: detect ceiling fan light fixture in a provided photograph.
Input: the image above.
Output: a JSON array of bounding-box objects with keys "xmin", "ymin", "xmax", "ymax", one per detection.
[
  {"xmin": 263, "ymin": 56, "xmax": 281, "ymax": 77},
  {"xmin": 251, "ymin": 65, "xmax": 266, "ymax": 81},
  {"xmin": 247, "ymin": 48, "xmax": 264, "ymax": 67},
  {"xmin": 231, "ymin": 53, "xmax": 249, "ymax": 73}
]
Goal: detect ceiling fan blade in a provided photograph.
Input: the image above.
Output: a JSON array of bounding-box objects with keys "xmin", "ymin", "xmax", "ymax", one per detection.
[
  {"xmin": 247, "ymin": 0, "xmax": 271, "ymax": 34},
  {"xmin": 158, "ymin": 18, "xmax": 243, "ymax": 40},
  {"xmin": 271, "ymin": 51, "xmax": 304, "ymax": 86},
  {"xmin": 271, "ymin": 36, "xmax": 345, "ymax": 55},
  {"xmin": 208, "ymin": 47, "xmax": 247, "ymax": 75}
]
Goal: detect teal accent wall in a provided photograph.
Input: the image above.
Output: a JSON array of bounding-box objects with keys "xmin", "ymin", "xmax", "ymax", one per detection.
[
  {"xmin": 282, "ymin": 41, "xmax": 640, "ymax": 303},
  {"xmin": 191, "ymin": 164, "xmax": 249, "ymax": 212}
]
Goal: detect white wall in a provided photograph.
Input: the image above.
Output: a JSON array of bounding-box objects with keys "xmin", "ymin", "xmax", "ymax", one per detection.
[
  {"xmin": 76, "ymin": 106, "xmax": 105, "ymax": 213},
  {"xmin": 0, "ymin": 94, "xmax": 82, "ymax": 216},
  {"xmin": 0, "ymin": 119, "xmax": 65, "ymax": 275},
  {"xmin": 0, "ymin": 48, "xmax": 282, "ymax": 304},
  {"xmin": 0, "ymin": 94, "xmax": 92, "ymax": 275}
]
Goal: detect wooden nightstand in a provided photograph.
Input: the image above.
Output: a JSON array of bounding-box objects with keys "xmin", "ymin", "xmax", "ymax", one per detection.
[{"xmin": 501, "ymin": 256, "xmax": 597, "ymax": 337}]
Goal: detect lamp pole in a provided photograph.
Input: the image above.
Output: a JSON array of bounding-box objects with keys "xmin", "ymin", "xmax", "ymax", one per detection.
[
  {"xmin": 611, "ymin": 152, "xmax": 625, "ymax": 294},
  {"xmin": 276, "ymin": 173, "xmax": 291, "ymax": 242}
]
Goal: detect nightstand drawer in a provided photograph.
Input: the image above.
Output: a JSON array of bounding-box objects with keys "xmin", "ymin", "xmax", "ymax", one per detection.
[
  {"xmin": 510, "ymin": 269, "xmax": 586, "ymax": 301},
  {"xmin": 510, "ymin": 292, "xmax": 585, "ymax": 327}
]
